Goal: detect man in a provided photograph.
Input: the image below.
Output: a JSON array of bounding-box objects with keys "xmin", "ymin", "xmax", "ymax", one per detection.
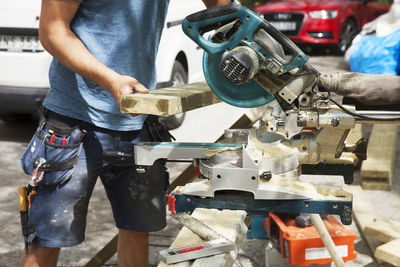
[{"xmin": 20, "ymin": 0, "xmax": 230, "ymax": 266}]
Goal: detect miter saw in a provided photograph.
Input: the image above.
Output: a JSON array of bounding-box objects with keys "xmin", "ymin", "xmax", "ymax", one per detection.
[{"xmin": 134, "ymin": 2, "xmax": 399, "ymax": 230}]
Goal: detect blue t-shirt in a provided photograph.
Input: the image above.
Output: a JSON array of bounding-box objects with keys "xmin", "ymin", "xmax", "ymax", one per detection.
[{"xmin": 43, "ymin": 0, "xmax": 170, "ymax": 131}]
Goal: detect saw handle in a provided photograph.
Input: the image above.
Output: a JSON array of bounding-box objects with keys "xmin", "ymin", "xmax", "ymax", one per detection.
[
  {"xmin": 185, "ymin": 4, "xmax": 239, "ymax": 28},
  {"xmin": 183, "ymin": 4, "xmax": 246, "ymax": 54}
]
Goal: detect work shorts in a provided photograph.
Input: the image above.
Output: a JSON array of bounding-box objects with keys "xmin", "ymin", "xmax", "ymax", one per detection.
[{"xmin": 20, "ymin": 109, "xmax": 170, "ymax": 247}]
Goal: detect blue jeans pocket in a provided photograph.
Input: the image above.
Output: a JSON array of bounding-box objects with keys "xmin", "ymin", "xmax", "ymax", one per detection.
[{"xmin": 21, "ymin": 126, "xmax": 84, "ymax": 187}]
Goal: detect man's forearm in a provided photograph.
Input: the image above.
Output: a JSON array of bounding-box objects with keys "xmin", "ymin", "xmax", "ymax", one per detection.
[
  {"xmin": 202, "ymin": 0, "xmax": 231, "ymax": 8},
  {"xmin": 319, "ymin": 72, "xmax": 400, "ymax": 105}
]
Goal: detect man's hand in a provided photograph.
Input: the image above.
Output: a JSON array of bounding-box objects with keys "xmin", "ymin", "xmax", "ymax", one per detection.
[
  {"xmin": 108, "ymin": 75, "xmax": 150, "ymax": 107},
  {"xmin": 202, "ymin": 0, "xmax": 231, "ymax": 8}
]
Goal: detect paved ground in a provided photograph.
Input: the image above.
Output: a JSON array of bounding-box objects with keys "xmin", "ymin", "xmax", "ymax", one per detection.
[{"xmin": 1, "ymin": 55, "xmax": 399, "ymax": 266}]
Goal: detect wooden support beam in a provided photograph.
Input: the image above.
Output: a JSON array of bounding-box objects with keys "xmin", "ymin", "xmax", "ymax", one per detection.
[
  {"xmin": 120, "ymin": 82, "xmax": 221, "ymax": 116},
  {"xmin": 343, "ymin": 185, "xmax": 384, "ymax": 266},
  {"xmin": 364, "ymin": 219, "xmax": 400, "ymax": 266},
  {"xmin": 360, "ymin": 125, "xmax": 399, "ymax": 191},
  {"xmin": 343, "ymin": 185, "xmax": 400, "ymax": 266},
  {"xmin": 364, "ymin": 219, "xmax": 400, "ymax": 243},
  {"xmin": 157, "ymin": 208, "xmax": 248, "ymax": 267}
]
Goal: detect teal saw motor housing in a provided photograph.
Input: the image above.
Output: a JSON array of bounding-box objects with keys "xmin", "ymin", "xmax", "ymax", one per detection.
[{"xmin": 182, "ymin": 3, "xmax": 309, "ymax": 108}]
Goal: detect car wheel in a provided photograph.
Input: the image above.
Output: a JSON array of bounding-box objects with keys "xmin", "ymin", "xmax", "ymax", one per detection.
[
  {"xmin": 0, "ymin": 113, "xmax": 33, "ymax": 124},
  {"xmin": 171, "ymin": 60, "xmax": 188, "ymax": 87},
  {"xmin": 337, "ymin": 20, "xmax": 358, "ymax": 54},
  {"xmin": 161, "ymin": 60, "xmax": 188, "ymax": 130}
]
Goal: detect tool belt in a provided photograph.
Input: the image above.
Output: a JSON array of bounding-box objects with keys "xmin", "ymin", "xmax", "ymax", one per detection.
[{"xmin": 19, "ymin": 109, "xmax": 87, "ymax": 253}]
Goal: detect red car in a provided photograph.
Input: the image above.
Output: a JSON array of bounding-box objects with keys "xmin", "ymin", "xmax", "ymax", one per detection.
[{"xmin": 254, "ymin": 0, "xmax": 392, "ymax": 53}]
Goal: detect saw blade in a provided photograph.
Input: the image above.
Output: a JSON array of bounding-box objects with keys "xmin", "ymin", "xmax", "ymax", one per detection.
[{"xmin": 203, "ymin": 51, "xmax": 275, "ymax": 108}]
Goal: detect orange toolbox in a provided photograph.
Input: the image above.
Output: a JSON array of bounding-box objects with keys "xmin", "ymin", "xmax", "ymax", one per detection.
[{"xmin": 266, "ymin": 212, "xmax": 357, "ymax": 266}]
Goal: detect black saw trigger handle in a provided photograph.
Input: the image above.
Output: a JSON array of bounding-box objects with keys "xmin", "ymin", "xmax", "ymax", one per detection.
[
  {"xmin": 185, "ymin": 4, "xmax": 239, "ymax": 35},
  {"xmin": 185, "ymin": 5, "xmax": 239, "ymax": 22}
]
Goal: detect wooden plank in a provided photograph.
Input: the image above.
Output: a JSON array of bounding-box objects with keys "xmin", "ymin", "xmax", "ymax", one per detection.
[
  {"xmin": 364, "ymin": 219, "xmax": 400, "ymax": 243},
  {"xmin": 364, "ymin": 218, "xmax": 400, "ymax": 266},
  {"xmin": 360, "ymin": 125, "xmax": 399, "ymax": 191},
  {"xmin": 157, "ymin": 208, "xmax": 248, "ymax": 267},
  {"xmin": 343, "ymin": 185, "xmax": 384, "ymax": 266},
  {"xmin": 375, "ymin": 239, "xmax": 400, "ymax": 266},
  {"xmin": 120, "ymin": 82, "xmax": 221, "ymax": 116}
]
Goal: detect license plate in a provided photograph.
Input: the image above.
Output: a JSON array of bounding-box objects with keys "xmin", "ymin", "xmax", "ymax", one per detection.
[
  {"xmin": 0, "ymin": 35, "xmax": 44, "ymax": 52},
  {"xmin": 269, "ymin": 21, "xmax": 296, "ymax": 31}
]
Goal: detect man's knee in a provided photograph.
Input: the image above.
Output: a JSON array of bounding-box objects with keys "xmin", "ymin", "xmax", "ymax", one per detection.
[{"xmin": 119, "ymin": 228, "xmax": 149, "ymax": 242}]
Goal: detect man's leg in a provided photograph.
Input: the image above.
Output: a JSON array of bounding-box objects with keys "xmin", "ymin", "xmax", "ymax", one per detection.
[
  {"xmin": 19, "ymin": 112, "xmax": 103, "ymax": 267},
  {"xmin": 20, "ymin": 244, "xmax": 60, "ymax": 267},
  {"xmin": 117, "ymin": 229, "xmax": 149, "ymax": 267},
  {"xmin": 101, "ymin": 126, "xmax": 169, "ymax": 267}
]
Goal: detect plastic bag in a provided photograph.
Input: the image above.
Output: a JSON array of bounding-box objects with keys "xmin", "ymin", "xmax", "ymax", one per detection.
[{"xmin": 349, "ymin": 29, "xmax": 400, "ymax": 75}]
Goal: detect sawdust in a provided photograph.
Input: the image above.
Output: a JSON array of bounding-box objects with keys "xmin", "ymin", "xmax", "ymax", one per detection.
[
  {"xmin": 262, "ymin": 176, "xmax": 351, "ymax": 201},
  {"xmin": 245, "ymin": 137, "xmax": 301, "ymax": 175},
  {"xmin": 248, "ymin": 137, "xmax": 299, "ymax": 159},
  {"xmin": 203, "ymin": 147, "xmax": 241, "ymax": 157},
  {"xmin": 198, "ymin": 136, "xmax": 349, "ymax": 202}
]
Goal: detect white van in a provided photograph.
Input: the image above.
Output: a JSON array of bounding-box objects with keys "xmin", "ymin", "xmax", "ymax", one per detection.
[{"xmin": 0, "ymin": 0, "xmax": 206, "ymax": 125}]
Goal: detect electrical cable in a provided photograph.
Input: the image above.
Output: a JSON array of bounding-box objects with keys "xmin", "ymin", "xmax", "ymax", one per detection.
[{"xmin": 330, "ymin": 97, "xmax": 400, "ymax": 121}]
